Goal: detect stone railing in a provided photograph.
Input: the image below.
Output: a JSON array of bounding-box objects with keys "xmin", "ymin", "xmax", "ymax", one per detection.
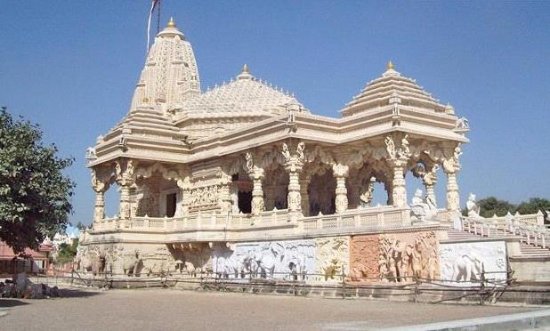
[
  {"xmin": 462, "ymin": 211, "xmax": 549, "ymax": 249},
  {"xmin": 91, "ymin": 206, "xmax": 413, "ymax": 236},
  {"xmin": 301, "ymin": 206, "xmax": 411, "ymax": 233}
]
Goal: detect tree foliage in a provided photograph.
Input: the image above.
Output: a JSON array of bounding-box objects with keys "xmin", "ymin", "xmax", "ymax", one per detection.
[
  {"xmin": 0, "ymin": 107, "xmax": 75, "ymax": 253},
  {"xmin": 463, "ymin": 196, "xmax": 550, "ymax": 221},
  {"xmin": 55, "ymin": 238, "xmax": 78, "ymax": 265},
  {"xmin": 477, "ymin": 196, "xmax": 517, "ymax": 218}
]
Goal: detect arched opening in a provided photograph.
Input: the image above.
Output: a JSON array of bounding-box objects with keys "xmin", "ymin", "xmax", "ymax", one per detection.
[
  {"xmin": 133, "ymin": 167, "xmax": 182, "ymax": 218},
  {"xmin": 230, "ymin": 171, "xmax": 253, "ymax": 214},
  {"xmin": 308, "ymin": 167, "xmax": 336, "ymax": 215},
  {"xmin": 263, "ymin": 164, "xmax": 289, "ymax": 211}
]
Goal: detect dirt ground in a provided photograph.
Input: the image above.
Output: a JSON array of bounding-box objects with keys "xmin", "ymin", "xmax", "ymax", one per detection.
[{"xmin": 0, "ymin": 288, "xmax": 542, "ymax": 330}]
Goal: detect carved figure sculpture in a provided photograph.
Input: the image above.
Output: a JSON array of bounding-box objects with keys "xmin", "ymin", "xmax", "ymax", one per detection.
[
  {"xmin": 410, "ymin": 189, "xmax": 437, "ymax": 222},
  {"xmin": 255, "ymin": 247, "xmax": 278, "ymax": 279},
  {"xmin": 466, "ymin": 193, "xmax": 481, "ymax": 218},
  {"xmin": 349, "ymin": 264, "xmax": 369, "ymax": 282},
  {"xmin": 323, "ymin": 259, "xmax": 341, "ymax": 280},
  {"xmin": 123, "ymin": 250, "xmax": 142, "ymax": 276},
  {"xmin": 359, "ymin": 177, "xmax": 375, "ymax": 208},
  {"xmin": 452, "ymin": 253, "xmax": 484, "ymax": 282}
]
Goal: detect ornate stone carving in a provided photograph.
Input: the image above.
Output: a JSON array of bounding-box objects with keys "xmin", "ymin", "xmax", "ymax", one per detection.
[
  {"xmin": 315, "ymin": 237, "xmax": 349, "ymax": 282},
  {"xmin": 332, "ymin": 163, "xmax": 349, "ymax": 213},
  {"xmin": 410, "ymin": 189, "xmax": 437, "ymax": 222},
  {"xmin": 439, "ymin": 241, "xmax": 506, "ymax": 284},
  {"xmin": 212, "ymin": 239, "xmax": 315, "ymax": 280},
  {"xmin": 189, "ymin": 185, "xmax": 219, "ymax": 210},
  {"xmin": 378, "ymin": 232, "xmax": 439, "ymax": 282},
  {"xmin": 350, "ymin": 235, "xmax": 380, "ymax": 282},
  {"xmin": 385, "ymin": 135, "xmax": 411, "ymax": 207},
  {"xmin": 115, "ymin": 159, "xmax": 137, "ymax": 220}
]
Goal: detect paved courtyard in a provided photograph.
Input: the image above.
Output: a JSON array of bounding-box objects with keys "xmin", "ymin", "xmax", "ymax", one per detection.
[{"xmin": 0, "ymin": 288, "xmax": 544, "ymax": 330}]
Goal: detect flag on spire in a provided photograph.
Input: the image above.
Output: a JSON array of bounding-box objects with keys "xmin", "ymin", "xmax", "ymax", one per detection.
[{"xmin": 147, "ymin": 0, "xmax": 161, "ymax": 52}]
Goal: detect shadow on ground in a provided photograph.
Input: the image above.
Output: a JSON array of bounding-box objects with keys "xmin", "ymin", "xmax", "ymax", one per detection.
[{"xmin": 0, "ymin": 299, "xmax": 29, "ymax": 308}]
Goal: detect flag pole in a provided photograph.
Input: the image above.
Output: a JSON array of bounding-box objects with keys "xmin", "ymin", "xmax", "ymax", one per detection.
[{"xmin": 146, "ymin": 0, "xmax": 161, "ymax": 54}]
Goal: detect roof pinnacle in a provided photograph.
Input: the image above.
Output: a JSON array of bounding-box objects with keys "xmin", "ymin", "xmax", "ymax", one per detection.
[
  {"xmin": 387, "ymin": 60, "xmax": 395, "ymax": 71},
  {"xmin": 167, "ymin": 17, "xmax": 176, "ymax": 28},
  {"xmin": 237, "ymin": 64, "xmax": 252, "ymax": 80}
]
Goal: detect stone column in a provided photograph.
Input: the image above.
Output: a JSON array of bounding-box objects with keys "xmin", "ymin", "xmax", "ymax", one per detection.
[
  {"xmin": 391, "ymin": 161, "xmax": 407, "ymax": 207},
  {"xmin": 219, "ymin": 173, "xmax": 233, "ymax": 213},
  {"xmin": 286, "ymin": 165, "xmax": 302, "ymax": 213},
  {"xmin": 443, "ymin": 146, "xmax": 462, "ymax": 212},
  {"xmin": 251, "ymin": 168, "xmax": 265, "ymax": 215},
  {"xmin": 281, "ymin": 142, "xmax": 306, "ymax": 220},
  {"xmin": 333, "ymin": 164, "xmax": 349, "ymax": 213},
  {"xmin": 384, "ymin": 135, "xmax": 410, "ymax": 208},
  {"xmin": 116, "ymin": 160, "xmax": 135, "ymax": 220},
  {"xmin": 176, "ymin": 175, "xmax": 191, "ymax": 216},
  {"xmin": 445, "ymin": 171, "xmax": 460, "ymax": 212},
  {"xmin": 91, "ymin": 168, "xmax": 108, "ymax": 222},
  {"xmin": 93, "ymin": 190, "xmax": 105, "ymax": 222},
  {"xmin": 299, "ymin": 175, "xmax": 311, "ymax": 216}
]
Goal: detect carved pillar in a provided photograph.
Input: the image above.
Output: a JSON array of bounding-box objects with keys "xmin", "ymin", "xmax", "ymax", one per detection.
[
  {"xmin": 443, "ymin": 146, "xmax": 462, "ymax": 212},
  {"xmin": 286, "ymin": 165, "xmax": 302, "ymax": 212},
  {"xmin": 176, "ymin": 175, "xmax": 191, "ymax": 216},
  {"xmin": 115, "ymin": 160, "xmax": 135, "ymax": 220},
  {"xmin": 333, "ymin": 164, "xmax": 349, "ymax": 213},
  {"xmin": 94, "ymin": 191, "xmax": 105, "ymax": 221},
  {"xmin": 391, "ymin": 162, "xmax": 407, "ymax": 207},
  {"xmin": 423, "ymin": 165, "xmax": 439, "ymax": 207},
  {"xmin": 91, "ymin": 168, "xmax": 108, "ymax": 222},
  {"xmin": 250, "ymin": 168, "xmax": 265, "ymax": 215},
  {"xmin": 282, "ymin": 142, "xmax": 306, "ymax": 215},
  {"xmin": 299, "ymin": 175, "xmax": 311, "ymax": 216},
  {"xmin": 385, "ymin": 135, "xmax": 410, "ymax": 208},
  {"xmin": 219, "ymin": 173, "xmax": 233, "ymax": 213}
]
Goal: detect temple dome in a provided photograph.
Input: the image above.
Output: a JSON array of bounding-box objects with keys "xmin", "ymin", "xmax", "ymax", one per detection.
[
  {"xmin": 178, "ymin": 65, "xmax": 305, "ymax": 116},
  {"xmin": 341, "ymin": 62, "xmax": 452, "ymax": 117}
]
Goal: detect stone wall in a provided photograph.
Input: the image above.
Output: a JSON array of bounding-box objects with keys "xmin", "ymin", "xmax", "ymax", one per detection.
[
  {"xmin": 439, "ymin": 241, "xmax": 507, "ymax": 284},
  {"xmin": 349, "ymin": 231, "xmax": 439, "ymax": 283}
]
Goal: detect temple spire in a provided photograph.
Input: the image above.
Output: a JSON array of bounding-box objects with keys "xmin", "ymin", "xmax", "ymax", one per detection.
[{"xmin": 387, "ymin": 60, "xmax": 395, "ymax": 71}]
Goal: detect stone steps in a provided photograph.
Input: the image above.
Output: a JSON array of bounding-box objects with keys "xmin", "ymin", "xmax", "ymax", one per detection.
[
  {"xmin": 519, "ymin": 243, "xmax": 550, "ymax": 256},
  {"xmin": 446, "ymin": 229, "xmax": 550, "ymax": 257}
]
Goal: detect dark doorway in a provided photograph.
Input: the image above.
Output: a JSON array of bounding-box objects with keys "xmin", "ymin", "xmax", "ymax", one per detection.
[
  {"xmin": 238, "ymin": 191, "xmax": 252, "ymax": 214},
  {"xmin": 166, "ymin": 193, "xmax": 177, "ymax": 217}
]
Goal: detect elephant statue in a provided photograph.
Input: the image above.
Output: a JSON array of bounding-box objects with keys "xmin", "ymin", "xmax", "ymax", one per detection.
[
  {"xmin": 122, "ymin": 250, "xmax": 142, "ymax": 276},
  {"xmin": 452, "ymin": 253, "xmax": 484, "ymax": 282}
]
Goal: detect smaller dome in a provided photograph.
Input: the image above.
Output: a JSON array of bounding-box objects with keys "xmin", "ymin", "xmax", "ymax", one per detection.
[
  {"xmin": 341, "ymin": 62, "xmax": 448, "ymax": 117},
  {"xmin": 180, "ymin": 65, "xmax": 304, "ymax": 116}
]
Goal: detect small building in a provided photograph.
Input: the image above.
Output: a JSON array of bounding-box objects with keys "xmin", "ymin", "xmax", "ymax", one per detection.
[{"xmin": 0, "ymin": 241, "xmax": 54, "ymax": 275}]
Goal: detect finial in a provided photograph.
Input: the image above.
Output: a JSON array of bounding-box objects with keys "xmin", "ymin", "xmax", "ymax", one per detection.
[
  {"xmin": 167, "ymin": 17, "xmax": 176, "ymax": 28},
  {"xmin": 387, "ymin": 60, "xmax": 395, "ymax": 70},
  {"xmin": 237, "ymin": 64, "xmax": 252, "ymax": 80}
]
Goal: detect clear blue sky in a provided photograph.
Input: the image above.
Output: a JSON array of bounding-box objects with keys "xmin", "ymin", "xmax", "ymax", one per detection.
[{"xmin": 1, "ymin": 1, "xmax": 549, "ymax": 225}]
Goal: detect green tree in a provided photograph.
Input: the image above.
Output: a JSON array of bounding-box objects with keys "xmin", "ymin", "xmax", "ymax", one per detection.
[
  {"xmin": 56, "ymin": 238, "xmax": 79, "ymax": 264},
  {"xmin": 74, "ymin": 221, "xmax": 87, "ymax": 231},
  {"xmin": 516, "ymin": 197, "xmax": 550, "ymax": 223},
  {"xmin": 477, "ymin": 196, "xmax": 516, "ymax": 218},
  {"xmin": 0, "ymin": 107, "xmax": 75, "ymax": 253}
]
